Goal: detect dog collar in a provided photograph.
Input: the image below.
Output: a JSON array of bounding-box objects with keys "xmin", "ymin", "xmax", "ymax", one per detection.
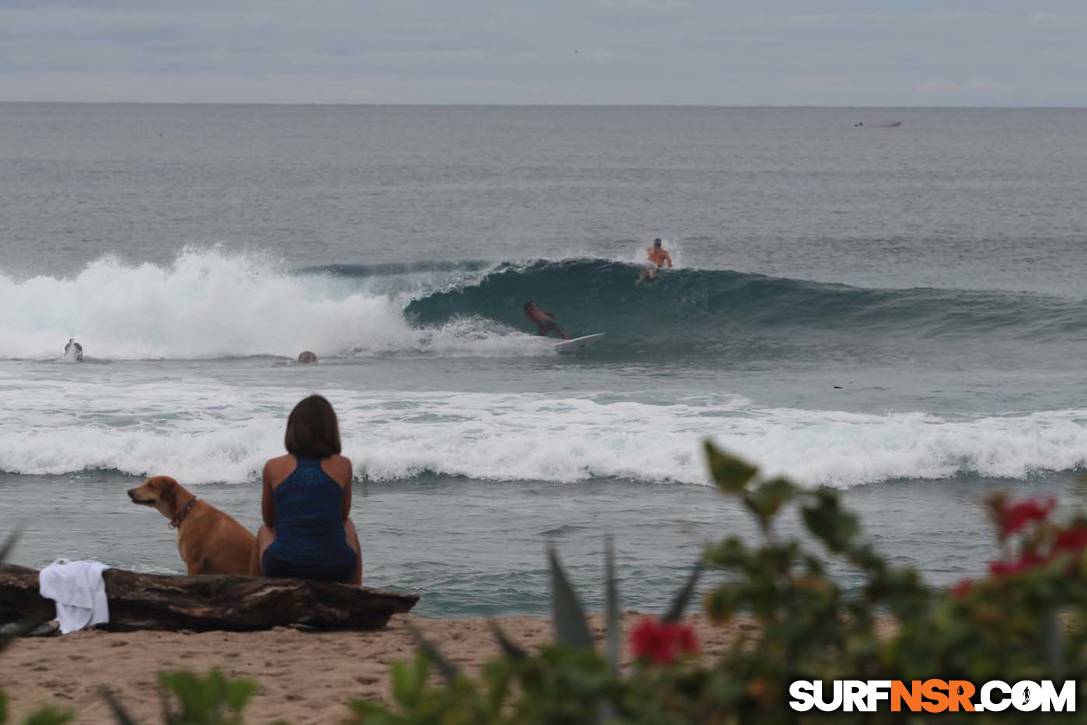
[{"xmin": 170, "ymin": 498, "xmax": 198, "ymax": 529}]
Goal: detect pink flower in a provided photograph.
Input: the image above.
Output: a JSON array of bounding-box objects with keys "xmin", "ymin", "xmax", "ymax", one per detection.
[{"xmin": 629, "ymin": 617, "xmax": 700, "ymax": 665}]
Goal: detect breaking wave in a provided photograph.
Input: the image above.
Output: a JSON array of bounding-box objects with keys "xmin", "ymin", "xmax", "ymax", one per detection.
[{"xmin": 3, "ymin": 249, "xmax": 1083, "ymax": 362}]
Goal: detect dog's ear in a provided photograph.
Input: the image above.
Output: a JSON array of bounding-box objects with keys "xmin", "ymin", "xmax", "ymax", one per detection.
[{"xmin": 157, "ymin": 477, "xmax": 181, "ymax": 508}]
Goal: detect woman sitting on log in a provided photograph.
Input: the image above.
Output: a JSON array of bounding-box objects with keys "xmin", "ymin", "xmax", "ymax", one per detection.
[{"xmin": 251, "ymin": 394, "xmax": 362, "ymax": 584}]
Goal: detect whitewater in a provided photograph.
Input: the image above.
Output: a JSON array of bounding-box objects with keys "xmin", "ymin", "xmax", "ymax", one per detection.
[
  {"xmin": 2, "ymin": 373, "xmax": 1085, "ymax": 488},
  {"xmin": 0, "ymin": 248, "xmax": 530, "ymax": 360},
  {"xmin": 1, "ymin": 248, "xmax": 1084, "ymax": 491}
]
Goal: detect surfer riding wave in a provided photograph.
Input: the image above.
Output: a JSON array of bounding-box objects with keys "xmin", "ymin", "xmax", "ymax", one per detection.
[
  {"xmin": 639, "ymin": 238, "xmax": 673, "ymax": 283},
  {"xmin": 523, "ymin": 301, "xmax": 568, "ymax": 339}
]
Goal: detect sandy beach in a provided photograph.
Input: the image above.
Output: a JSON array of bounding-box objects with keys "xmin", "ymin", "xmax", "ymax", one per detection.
[{"xmin": 1, "ymin": 613, "xmax": 742, "ymax": 724}]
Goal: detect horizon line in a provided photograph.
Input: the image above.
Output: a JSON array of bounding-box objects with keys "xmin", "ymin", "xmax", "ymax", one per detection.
[{"xmin": 1, "ymin": 100, "xmax": 1085, "ymax": 110}]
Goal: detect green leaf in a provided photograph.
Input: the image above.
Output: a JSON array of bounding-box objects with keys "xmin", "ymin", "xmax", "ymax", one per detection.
[
  {"xmin": 705, "ymin": 536, "xmax": 749, "ymax": 570},
  {"xmin": 407, "ymin": 623, "xmax": 461, "ymax": 684},
  {"xmin": 604, "ymin": 536, "xmax": 620, "ymax": 675},
  {"xmin": 547, "ymin": 546, "xmax": 595, "ymax": 649},
  {"xmin": 225, "ymin": 679, "xmax": 257, "ymax": 714},
  {"xmin": 1041, "ymin": 609, "xmax": 1063, "ymax": 672},
  {"xmin": 801, "ymin": 488, "xmax": 861, "ymax": 553},
  {"xmin": 744, "ymin": 477, "xmax": 797, "ymax": 530},
  {"xmin": 157, "ymin": 669, "xmax": 256, "ymax": 724},
  {"xmin": 705, "ymin": 586, "xmax": 739, "ymax": 622},
  {"xmin": 704, "ymin": 442, "xmax": 759, "ymax": 494},
  {"xmin": 21, "ymin": 707, "xmax": 73, "ymax": 725},
  {"xmin": 662, "ymin": 560, "xmax": 702, "ymax": 623},
  {"xmin": 0, "ymin": 526, "xmax": 21, "ymax": 565},
  {"xmin": 98, "ymin": 688, "xmax": 137, "ymax": 725},
  {"xmin": 489, "ymin": 622, "xmax": 527, "ymax": 661},
  {"xmin": 348, "ymin": 698, "xmax": 402, "ymax": 724},
  {"xmin": 389, "ymin": 657, "xmax": 425, "ymax": 710}
]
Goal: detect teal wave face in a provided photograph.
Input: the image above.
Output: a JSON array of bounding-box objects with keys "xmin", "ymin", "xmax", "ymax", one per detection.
[
  {"xmin": 296, "ymin": 260, "xmax": 494, "ymax": 278},
  {"xmin": 403, "ymin": 259, "xmax": 1087, "ymax": 362}
]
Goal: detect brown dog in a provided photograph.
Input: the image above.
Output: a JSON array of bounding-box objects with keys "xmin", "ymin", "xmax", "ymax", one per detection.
[{"xmin": 128, "ymin": 476, "xmax": 256, "ymax": 575}]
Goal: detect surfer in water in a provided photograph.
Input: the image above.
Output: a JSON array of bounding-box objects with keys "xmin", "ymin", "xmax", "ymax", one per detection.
[
  {"xmin": 638, "ymin": 238, "xmax": 673, "ymax": 283},
  {"xmin": 64, "ymin": 338, "xmax": 83, "ymax": 362},
  {"xmin": 523, "ymin": 301, "xmax": 568, "ymax": 339}
]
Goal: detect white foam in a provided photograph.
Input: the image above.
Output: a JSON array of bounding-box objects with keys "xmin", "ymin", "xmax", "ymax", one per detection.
[
  {"xmin": 0, "ymin": 370, "xmax": 1082, "ymax": 487},
  {"xmin": 0, "ymin": 248, "xmax": 540, "ymax": 360}
]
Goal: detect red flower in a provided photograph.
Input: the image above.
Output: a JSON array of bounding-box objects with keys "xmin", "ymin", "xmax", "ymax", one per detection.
[
  {"xmin": 988, "ymin": 551, "xmax": 1047, "ymax": 577},
  {"xmin": 629, "ymin": 617, "xmax": 700, "ymax": 665},
  {"xmin": 1054, "ymin": 525, "xmax": 1087, "ymax": 554},
  {"xmin": 999, "ymin": 498, "xmax": 1055, "ymax": 536},
  {"xmin": 950, "ymin": 579, "xmax": 973, "ymax": 598}
]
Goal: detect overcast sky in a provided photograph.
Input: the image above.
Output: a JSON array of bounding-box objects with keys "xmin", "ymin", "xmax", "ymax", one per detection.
[{"xmin": 1, "ymin": 1, "xmax": 1084, "ymax": 105}]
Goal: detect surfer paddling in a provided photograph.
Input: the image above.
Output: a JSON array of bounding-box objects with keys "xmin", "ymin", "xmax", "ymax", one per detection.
[
  {"xmin": 638, "ymin": 238, "xmax": 673, "ymax": 283},
  {"xmin": 523, "ymin": 301, "xmax": 569, "ymax": 339}
]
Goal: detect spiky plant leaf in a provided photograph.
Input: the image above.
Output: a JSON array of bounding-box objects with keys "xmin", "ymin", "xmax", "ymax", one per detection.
[
  {"xmin": 548, "ymin": 546, "xmax": 594, "ymax": 649},
  {"xmin": 604, "ymin": 536, "xmax": 620, "ymax": 674},
  {"xmin": 489, "ymin": 622, "xmax": 527, "ymax": 661},
  {"xmin": 98, "ymin": 688, "xmax": 138, "ymax": 725},
  {"xmin": 224, "ymin": 678, "xmax": 258, "ymax": 714},
  {"xmin": 0, "ymin": 526, "xmax": 22, "ymax": 566},
  {"xmin": 1042, "ymin": 609, "xmax": 1063, "ymax": 671},
  {"xmin": 407, "ymin": 623, "xmax": 461, "ymax": 684},
  {"xmin": 662, "ymin": 561, "xmax": 702, "ymax": 623}
]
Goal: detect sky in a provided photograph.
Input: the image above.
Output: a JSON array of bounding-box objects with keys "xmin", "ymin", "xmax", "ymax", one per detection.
[{"xmin": 0, "ymin": 1, "xmax": 1085, "ymax": 106}]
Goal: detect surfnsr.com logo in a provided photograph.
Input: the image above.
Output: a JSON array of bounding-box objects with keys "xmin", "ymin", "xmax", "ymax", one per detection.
[{"xmin": 789, "ymin": 680, "xmax": 1077, "ymax": 714}]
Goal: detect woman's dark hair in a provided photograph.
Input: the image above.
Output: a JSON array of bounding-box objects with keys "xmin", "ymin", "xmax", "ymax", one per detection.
[{"xmin": 284, "ymin": 394, "xmax": 342, "ymax": 458}]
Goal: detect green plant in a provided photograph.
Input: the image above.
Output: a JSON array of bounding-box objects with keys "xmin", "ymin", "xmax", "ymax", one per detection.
[
  {"xmin": 158, "ymin": 670, "xmax": 257, "ymax": 724},
  {"xmin": 351, "ymin": 442, "xmax": 1087, "ymax": 723},
  {"xmin": 700, "ymin": 442, "xmax": 1087, "ymax": 722},
  {"xmin": 103, "ymin": 670, "xmax": 258, "ymax": 725},
  {"xmin": 349, "ymin": 540, "xmax": 702, "ymax": 724},
  {"xmin": 18, "ymin": 709, "xmax": 72, "ymax": 725}
]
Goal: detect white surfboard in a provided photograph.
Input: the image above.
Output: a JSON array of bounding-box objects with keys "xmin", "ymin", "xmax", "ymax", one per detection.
[{"xmin": 554, "ymin": 333, "xmax": 605, "ymax": 354}]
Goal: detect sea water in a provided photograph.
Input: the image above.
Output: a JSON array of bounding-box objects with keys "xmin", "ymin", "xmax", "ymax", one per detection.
[{"xmin": 1, "ymin": 104, "xmax": 1085, "ymax": 615}]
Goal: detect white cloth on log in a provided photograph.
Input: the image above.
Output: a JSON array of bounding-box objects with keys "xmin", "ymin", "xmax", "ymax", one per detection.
[{"xmin": 38, "ymin": 559, "xmax": 110, "ymax": 634}]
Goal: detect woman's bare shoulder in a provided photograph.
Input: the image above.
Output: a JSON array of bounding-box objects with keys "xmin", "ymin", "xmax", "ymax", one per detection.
[
  {"xmin": 263, "ymin": 454, "xmax": 295, "ymax": 477},
  {"xmin": 324, "ymin": 454, "xmax": 353, "ymax": 483}
]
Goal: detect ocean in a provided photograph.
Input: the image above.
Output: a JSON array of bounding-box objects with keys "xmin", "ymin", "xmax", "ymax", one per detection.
[{"xmin": 1, "ymin": 104, "xmax": 1085, "ymax": 616}]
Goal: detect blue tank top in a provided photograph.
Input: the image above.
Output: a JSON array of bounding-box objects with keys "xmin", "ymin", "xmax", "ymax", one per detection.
[{"xmin": 267, "ymin": 456, "xmax": 354, "ymax": 567}]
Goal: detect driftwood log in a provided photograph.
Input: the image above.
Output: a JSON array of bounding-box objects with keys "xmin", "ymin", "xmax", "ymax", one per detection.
[{"xmin": 0, "ymin": 564, "xmax": 418, "ymax": 632}]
